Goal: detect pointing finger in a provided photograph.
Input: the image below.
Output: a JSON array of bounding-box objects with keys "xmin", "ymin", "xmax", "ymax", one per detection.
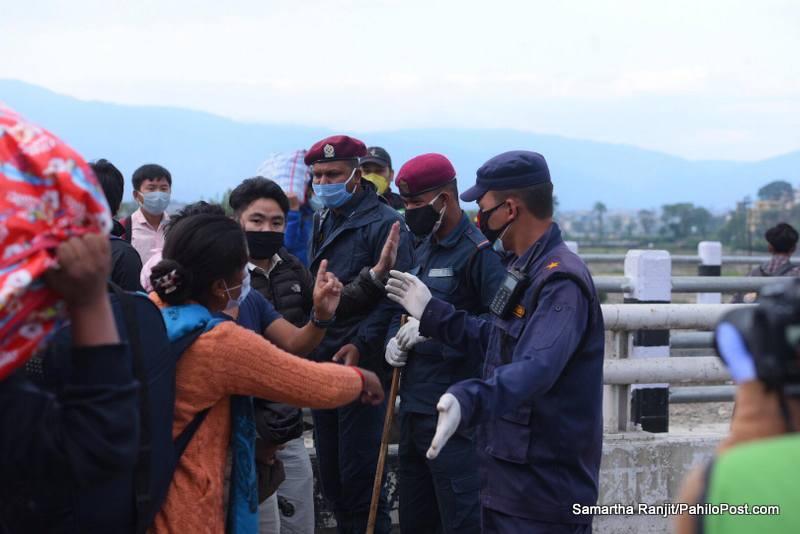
[{"xmin": 317, "ymin": 259, "xmax": 328, "ymax": 283}]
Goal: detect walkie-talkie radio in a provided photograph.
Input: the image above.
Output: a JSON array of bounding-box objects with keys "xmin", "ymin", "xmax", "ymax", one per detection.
[
  {"xmin": 489, "ymin": 242, "xmax": 544, "ymax": 319},
  {"xmin": 490, "ymin": 268, "xmax": 530, "ymax": 318}
]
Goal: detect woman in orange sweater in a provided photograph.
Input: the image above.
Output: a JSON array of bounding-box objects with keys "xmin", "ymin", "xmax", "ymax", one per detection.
[{"xmin": 147, "ymin": 213, "xmax": 384, "ymax": 534}]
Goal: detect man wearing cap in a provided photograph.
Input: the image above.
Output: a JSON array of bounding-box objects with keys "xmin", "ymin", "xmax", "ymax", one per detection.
[
  {"xmin": 386, "ymin": 151, "xmax": 604, "ymax": 533},
  {"xmin": 360, "ymin": 146, "xmax": 405, "ymax": 212},
  {"xmin": 305, "ymin": 135, "xmax": 414, "ymax": 534},
  {"xmin": 383, "ymin": 153, "xmax": 505, "ymax": 533}
]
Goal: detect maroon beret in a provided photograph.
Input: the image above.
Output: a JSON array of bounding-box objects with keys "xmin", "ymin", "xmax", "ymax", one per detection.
[
  {"xmin": 304, "ymin": 135, "xmax": 367, "ymax": 165},
  {"xmin": 395, "ymin": 153, "xmax": 456, "ymax": 198}
]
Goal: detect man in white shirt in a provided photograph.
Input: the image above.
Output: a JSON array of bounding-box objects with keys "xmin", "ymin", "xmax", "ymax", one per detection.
[{"xmin": 125, "ymin": 163, "xmax": 172, "ymax": 265}]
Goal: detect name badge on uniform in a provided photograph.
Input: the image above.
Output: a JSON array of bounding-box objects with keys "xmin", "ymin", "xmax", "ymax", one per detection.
[{"xmin": 428, "ymin": 267, "xmax": 454, "ymax": 278}]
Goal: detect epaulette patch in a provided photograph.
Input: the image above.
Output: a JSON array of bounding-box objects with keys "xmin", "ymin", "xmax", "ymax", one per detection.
[{"xmin": 546, "ymin": 260, "xmax": 560, "ymax": 270}]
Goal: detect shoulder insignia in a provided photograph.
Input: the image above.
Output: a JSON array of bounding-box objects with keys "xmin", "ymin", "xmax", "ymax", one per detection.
[
  {"xmin": 465, "ymin": 225, "xmax": 490, "ymax": 248},
  {"xmin": 546, "ymin": 261, "xmax": 560, "ymax": 270}
]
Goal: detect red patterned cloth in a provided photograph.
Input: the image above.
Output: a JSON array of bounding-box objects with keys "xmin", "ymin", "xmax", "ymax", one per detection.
[{"xmin": 0, "ymin": 104, "xmax": 112, "ymax": 380}]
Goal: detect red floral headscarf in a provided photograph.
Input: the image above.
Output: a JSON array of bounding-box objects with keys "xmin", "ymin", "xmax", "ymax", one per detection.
[{"xmin": 0, "ymin": 104, "xmax": 112, "ymax": 380}]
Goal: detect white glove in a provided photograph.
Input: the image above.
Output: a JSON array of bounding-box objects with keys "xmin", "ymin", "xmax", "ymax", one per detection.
[
  {"xmin": 384, "ymin": 337, "xmax": 408, "ymax": 368},
  {"xmin": 426, "ymin": 393, "xmax": 461, "ymax": 460},
  {"xmin": 386, "ymin": 270, "xmax": 432, "ymax": 320},
  {"xmin": 396, "ymin": 317, "xmax": 427, "ymax": 351}
]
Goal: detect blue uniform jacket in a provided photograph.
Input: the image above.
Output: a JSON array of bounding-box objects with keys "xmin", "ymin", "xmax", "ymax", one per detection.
[
  {"xmin": 309, "ymin": 187, "xmax": 415, "ymax": 379},
  {"xmin": 393, "ymin": 212, "xmax": 505, "ymax": 415},
  {"xmin": 419, "ymin": 222, "xmax": 604, "ymax": 525}
]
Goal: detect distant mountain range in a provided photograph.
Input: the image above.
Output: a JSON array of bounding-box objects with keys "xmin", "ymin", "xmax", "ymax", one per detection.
[{"xmin": 2, "ymin": 79, "xmax": 798, "ymax": 211}]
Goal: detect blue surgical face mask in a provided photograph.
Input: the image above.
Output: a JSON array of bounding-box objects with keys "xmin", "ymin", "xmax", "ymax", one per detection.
[
  {"xmin": 311, "ymin": 167, "xmax": 357, "ymax": 209},
  {"xmin": 492, "ymin": 222, "xmax": 514, "ymax": 254},
  {"xmin": 224, "ymin": 268, "xmax": 251, "ymax": 310},
  {"xmin": 140, "ymin": 191, "xmax": 171, "ymax": 215}
]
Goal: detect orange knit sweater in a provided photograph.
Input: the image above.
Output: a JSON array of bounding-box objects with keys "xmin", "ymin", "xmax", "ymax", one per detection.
[{"xmin": 149, "ymin": 320, "xmax": 362, "ymax": 534}]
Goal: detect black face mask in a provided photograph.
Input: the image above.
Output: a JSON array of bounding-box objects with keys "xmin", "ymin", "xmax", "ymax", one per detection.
[
  {"xmin": 246, "ymin": 231, "xmax": 284, "ymax": 260},
  {"xmin": 404, "ymin": 195, "xmax": 445, "ymax": 238},
  {"xmin": 479, "ymin": 201, "xmax": 513, "ymax": 244}
]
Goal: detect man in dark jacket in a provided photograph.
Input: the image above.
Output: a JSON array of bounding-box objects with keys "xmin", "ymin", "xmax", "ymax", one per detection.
[
  {"xmin": 90, "ymin": 159, "xmax": 143, "ymax": 292},
  {"xmin": 306, "ymin": 135, "xmax": 415, "ymax": 534},
  {"xmin": 384, "ymin": 153, "xmax": 506, "ymax": 534}
]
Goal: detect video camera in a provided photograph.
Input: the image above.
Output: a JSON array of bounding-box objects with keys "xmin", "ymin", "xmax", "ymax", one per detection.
[{"xmin": 716, "ymin": 278, "xmax": 800, "ymax": 393}]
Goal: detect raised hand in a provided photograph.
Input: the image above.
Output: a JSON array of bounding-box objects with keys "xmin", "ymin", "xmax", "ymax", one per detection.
[
  {"xmin": 372, "ymin": 221, "xmax": 401, "ymax": 281},
  {"xmin": 385, "ymin": 270, "xmax": 433, "ymax": 320},
  {"xmin": 313, "ymin": 259, "xmax": 343, "ymax": 320}
]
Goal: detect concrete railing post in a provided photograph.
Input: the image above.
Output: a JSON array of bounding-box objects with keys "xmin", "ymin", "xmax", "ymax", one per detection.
[
  {"xmin": 603, "ymin": 331, "xmax": 631, "ymax": 433},
  {"xmin": 623, "ymin": 250, "xmax": 671, "ymax": 433},
  {"xmin": 697, "ymin": 241, "xmax": 722, "ymax": 304}
]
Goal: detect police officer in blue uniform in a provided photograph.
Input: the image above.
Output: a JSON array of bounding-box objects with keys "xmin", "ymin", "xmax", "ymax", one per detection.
[
  {"xmin": 383, "ymin": 153, "xmax": 505, "ymax": 534},
  {"xmin": 386, "ymin": 151, "xmax": 605, "ymax": 533},
  {"xmin": 305, "ymin": 135, "xmax": 415, "ymax": 534}
]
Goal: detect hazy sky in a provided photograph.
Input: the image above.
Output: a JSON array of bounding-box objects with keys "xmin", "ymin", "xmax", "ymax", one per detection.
[{"xmin": 2, "ymin": 0, "xmax": 798, "ymax": 161}]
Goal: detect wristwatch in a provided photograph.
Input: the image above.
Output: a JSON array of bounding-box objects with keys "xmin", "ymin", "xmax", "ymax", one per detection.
[{"xmin": 310, "ymin": 308, "xmax": 335, "ymax": 329}]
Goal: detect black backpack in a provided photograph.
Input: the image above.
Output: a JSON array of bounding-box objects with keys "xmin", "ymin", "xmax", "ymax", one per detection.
[{"xmin": 23, "ymin": 285, "xmax": 228, "ymax": 533}]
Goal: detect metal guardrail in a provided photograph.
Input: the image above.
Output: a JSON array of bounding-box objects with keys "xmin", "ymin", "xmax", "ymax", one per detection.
[
  {"xmin": 600, "ymin": 303, "xmax": 753, "ymax": 330},
  {"xmin": 670, "ymin": 331, "xmax": 714, "ymax": 349},
  {"xmin": 669, "ymin": 385, "xmax": 735, "ymax": 403},
  {"xmin": 593, "ymin": 275, "xmax": 793, "ymax": 294},
  {"xmin": 603, "ymin": 357, "xmax": 730, "ymax": 384},
  {"xmin": 582, "ymin": 253, "xmax": 795, "ymax": 265}
]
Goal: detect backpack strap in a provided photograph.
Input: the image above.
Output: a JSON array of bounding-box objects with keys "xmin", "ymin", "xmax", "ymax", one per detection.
[
  {"xmin": 174, "ymin": 407, "xmax": 211, "ymax": 457},
  {"xmin": 123, "ymin": 216, "xmax": 133, "ymax": 244},
  {"xmin": 108, "ymin": 283, "xmax": 154, "ymax": 534}
]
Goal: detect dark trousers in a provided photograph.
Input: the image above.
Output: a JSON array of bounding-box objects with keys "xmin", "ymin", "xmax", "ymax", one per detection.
[
  {"xmin": 398, "ymin": 411, "xmax": 480, "ymax": 534},
  {"xmin": 312, "ymin": 398, "xmax": 391, "ymax": 534},
  {"xmin": 482, "ymin": 508, "xmax": 592, "ymax": 534}
]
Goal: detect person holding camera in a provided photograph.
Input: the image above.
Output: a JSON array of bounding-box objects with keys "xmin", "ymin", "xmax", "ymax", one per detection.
[{"xmin": 676, "ymin": 280, "xmax": 800, "ymax": 533}]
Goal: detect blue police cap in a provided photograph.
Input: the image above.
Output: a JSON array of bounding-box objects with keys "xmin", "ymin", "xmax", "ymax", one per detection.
[{"xmin": 460, "ymin": 150, "xmax": 551, "ymax": 202}]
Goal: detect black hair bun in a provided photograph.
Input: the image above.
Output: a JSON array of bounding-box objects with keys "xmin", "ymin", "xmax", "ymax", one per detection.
[{"xmin": 150, "ymin": 259, "xmax": 192, "ymax": 305}]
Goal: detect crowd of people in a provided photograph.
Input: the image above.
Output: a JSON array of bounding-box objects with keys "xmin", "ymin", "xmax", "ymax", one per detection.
[{"xmin": 1, "ymin": 102, "xmax": 797, "ymax": 534}]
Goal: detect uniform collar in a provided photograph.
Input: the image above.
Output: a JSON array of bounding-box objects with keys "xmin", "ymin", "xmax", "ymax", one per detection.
[
  {"xmin": 431, "ymin": 211, "xmax": 470, "ymax": 249},
  {"xmin": 512, "ymin": 221, "xmax": 562, "ymax": 270}
]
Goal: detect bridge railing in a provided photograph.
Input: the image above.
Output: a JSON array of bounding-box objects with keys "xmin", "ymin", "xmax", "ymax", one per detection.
[{"xmin": 600, "ymin": 303, "xmax": 754, "ymax": 432}]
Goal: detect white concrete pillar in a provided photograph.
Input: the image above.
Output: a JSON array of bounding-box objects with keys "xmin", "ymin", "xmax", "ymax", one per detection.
[
  {"xmin": 623, "ymin": 250, "xmax": 671, "ymax": 433},
  {"xmin": 697, "ymin": 241, "xmax": 722, "ymax": 304}
]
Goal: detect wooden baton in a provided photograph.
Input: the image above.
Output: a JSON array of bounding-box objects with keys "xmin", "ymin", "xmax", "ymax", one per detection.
[{"xmin": 366, "ymin": 314, "xmax": 406, "ymax": 534}]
